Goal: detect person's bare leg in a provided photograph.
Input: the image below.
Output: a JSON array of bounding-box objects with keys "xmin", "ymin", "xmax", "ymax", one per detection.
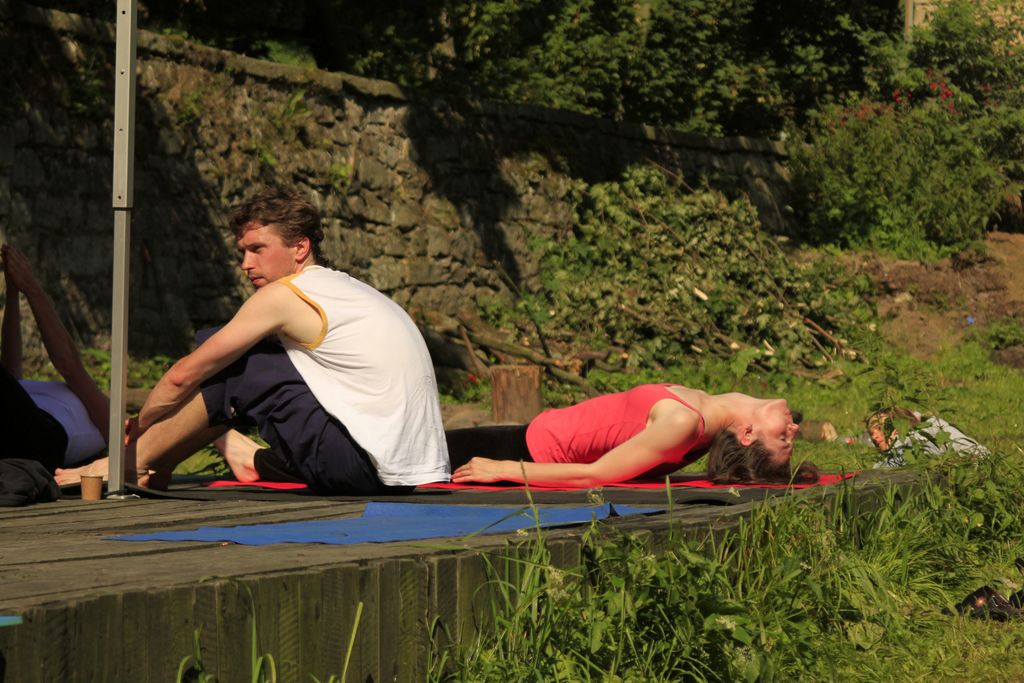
[
  {"xmin": 56, "ymin": 389, "xmax": 227, "ymax": 488},
  {"xmin": 214, "ymin": 429, "xmax": 263, "ymax": 482}
]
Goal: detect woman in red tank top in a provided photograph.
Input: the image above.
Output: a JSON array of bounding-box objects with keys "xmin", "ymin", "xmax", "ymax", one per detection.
[{"xmin": 448, "ymin": 384, "xmax": 816, "ymax": 487}]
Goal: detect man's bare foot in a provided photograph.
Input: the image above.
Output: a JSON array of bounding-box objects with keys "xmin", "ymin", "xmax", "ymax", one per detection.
[
  {"xmin": 214, "ymin": 429, "xmax": 262, "ymax": 482},
  {"xmin": 55, "ymin": 457, "xmax": 109, "ymax": 486}
]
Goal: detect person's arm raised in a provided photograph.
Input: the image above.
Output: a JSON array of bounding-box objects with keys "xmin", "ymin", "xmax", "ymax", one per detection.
[
  {"xmin": 451, "ymin": 404, "xmax": 701, "ymax": 487},
  {"xmin": 2, "ymin": 245, "xmax": 110, "ymax": 431},
  {"xmin": 1, "ymin": 258, "xmax": 21, "ymax": 377},
  {"xmin": 133, "ymin": 282, "xmax": 311, "ymax": 439}
]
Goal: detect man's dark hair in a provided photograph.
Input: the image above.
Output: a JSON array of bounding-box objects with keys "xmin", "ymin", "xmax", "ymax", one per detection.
[
  {"xmin": 706, "ymin": 430, "xmax": 819, "ymax": 485},
  {"xmin": 229, "ymin": 187, "xmax": 330, "ymax": 266}
]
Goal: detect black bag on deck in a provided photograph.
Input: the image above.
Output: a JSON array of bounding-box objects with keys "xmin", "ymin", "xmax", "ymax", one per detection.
[{"xmin": 0, "ymin": 459, "xmax": 61, "ymax": 506}]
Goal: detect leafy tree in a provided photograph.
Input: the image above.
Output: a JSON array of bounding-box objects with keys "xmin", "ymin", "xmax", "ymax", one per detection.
[
  {"xmin": 445, "ymin": 0, "xmax": 639, "ymax": 119},
  {"xmin": 299, "ymin": 0, "xmax": 900, "ymax": 137}
]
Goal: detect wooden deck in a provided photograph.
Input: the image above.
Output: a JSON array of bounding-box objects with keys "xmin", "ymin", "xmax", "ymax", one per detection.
[{"xmin": 0, "ymin": 471, "xmax": 914, "ymax": 682}]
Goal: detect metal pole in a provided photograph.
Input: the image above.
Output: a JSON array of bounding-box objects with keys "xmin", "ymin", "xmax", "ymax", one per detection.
[{"xmin": 107, "ymin": 0, "xmax": 137, "ymax": 498}]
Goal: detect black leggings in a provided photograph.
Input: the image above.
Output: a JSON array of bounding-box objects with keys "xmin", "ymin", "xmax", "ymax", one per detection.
[
  {"xmin": 0, "ymin": 365, "xmax": 68, "ymax": 472},
  {"xmin": 444, "ymin": 425, "xmax": 533, "ymax": 469}
]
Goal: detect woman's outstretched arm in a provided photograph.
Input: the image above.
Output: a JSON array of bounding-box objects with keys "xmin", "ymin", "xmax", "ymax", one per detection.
[
  {"xmin": 452, "ymin": 404, "xmax": 701, "ymax": 487},
  {"xmin": 1, "ymin": 245, "xmax": 109, "ymax": 434}
]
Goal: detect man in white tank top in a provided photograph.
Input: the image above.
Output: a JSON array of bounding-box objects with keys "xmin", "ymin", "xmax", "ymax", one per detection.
[{"xmin": 56, "ymin": 188, "xmax": 450, "ymax": 494}]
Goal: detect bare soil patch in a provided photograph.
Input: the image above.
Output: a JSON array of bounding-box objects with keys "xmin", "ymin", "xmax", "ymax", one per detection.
[{"xmin": 863, "ymin": 231, "xmax": 1024, "ymax": 366}]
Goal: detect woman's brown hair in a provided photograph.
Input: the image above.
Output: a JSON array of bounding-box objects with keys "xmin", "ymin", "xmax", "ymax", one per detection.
[{"xmin": 706, "ymin": 430, "xmax": 819, "ymax": 485}]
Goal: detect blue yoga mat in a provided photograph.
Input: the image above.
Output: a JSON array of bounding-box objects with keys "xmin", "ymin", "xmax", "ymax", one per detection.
[
  {"xmin": 0, "ymin": 616, "xmax": 21, "ymax": 628},
  {"xmin": 110, "ymin": 502, "xmax": 662, "ymax": 546}
]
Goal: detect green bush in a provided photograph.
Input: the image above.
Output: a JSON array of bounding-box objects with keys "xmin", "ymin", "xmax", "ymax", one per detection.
[
  {"xmin": 789, "ymin": 91, "xmax": 1011, "ymax": 258},
  {"xmin": 907, "ymin": 0, "xmax": 1024, "ymax": 107},
  {"xmin": 499, "ymin": 165, "xmax": 872, "ymax": 375},
  {"xmin": 905, "ymin": 0, "xmax": 1024, "ymax": 188},
  {"xmin": 788, "ymin": 0, "xmax": 1024, "ymax": 257}
]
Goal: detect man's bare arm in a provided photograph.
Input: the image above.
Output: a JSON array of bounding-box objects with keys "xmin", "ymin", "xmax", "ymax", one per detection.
[{"xmin": 133, "ymin": 282, "xmax": 319, "ymax": 438}]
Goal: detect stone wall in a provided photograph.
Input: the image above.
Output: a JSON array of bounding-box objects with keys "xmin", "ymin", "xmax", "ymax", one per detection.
[{"xmin": 2, "ymin": 2, "xmax": 792, "ymax": 369}]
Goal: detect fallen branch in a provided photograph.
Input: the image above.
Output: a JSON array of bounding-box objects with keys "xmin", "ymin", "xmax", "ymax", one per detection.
[
  {"xmin": 459, "ymin": 325, "xmax": 489, "ymax": 379},
  {"xmin": 461, "ymin": 327, "xmax": 597, "ymax": 396}
]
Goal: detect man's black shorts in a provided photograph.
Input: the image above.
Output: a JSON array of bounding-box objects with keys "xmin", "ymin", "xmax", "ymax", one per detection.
[{"xmin": 197, "ymin": 329, "xmax": 392, "ymax": 495}]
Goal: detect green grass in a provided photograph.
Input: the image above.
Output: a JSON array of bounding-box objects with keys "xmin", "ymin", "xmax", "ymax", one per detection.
[
  {"xmin": 434, "ymin": 463, "xmax": 1024, "ymax": 680},
  {"xmin": 430, "ymin": 341, "xmax": 1024, "ymax": 681}
]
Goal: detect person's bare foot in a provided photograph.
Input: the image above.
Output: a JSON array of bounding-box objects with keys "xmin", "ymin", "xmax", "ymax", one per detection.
[
  {"xmin": 214, "ymin": 429, "xmax": 262, "ymax": 482},
  {"xmin": 55, "ymin": 457, "xmax": 109, "ymax": 485}
]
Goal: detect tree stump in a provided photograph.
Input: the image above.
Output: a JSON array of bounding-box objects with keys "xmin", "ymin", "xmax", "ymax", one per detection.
[{"xmin": 489, "ymin": 365, "xmax": 543, "ymax": 424}]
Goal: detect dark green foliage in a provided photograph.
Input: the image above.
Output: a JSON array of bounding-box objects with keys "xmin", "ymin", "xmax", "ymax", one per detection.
[
  {"xmin": 87, "ymin": 0, "xmax": 899, "ymax": 137},
  {"xmin": 303, "ymin": 0, "xmax": 443, "ymax": 87},
  {"xmin": 508, "ymin": 164, "xmax": 871, "ymax": 373},
  {"xmin": 453, "ymin": 0, "xmax": 638, "ymax": 120},
  {"xmin": 352, "ymin": 0, "xmax": 898, "ymax": 137},
  {"xmin": 745, "ymin": 0, "xmax": 901, "ymax": 124},
  {"xmin": 144, "ymin": 0, "xmax": 315, "ymax": 65},
  {"xmin": 621, "ymin": 0, "xmax": 777, "ymax": 135}
]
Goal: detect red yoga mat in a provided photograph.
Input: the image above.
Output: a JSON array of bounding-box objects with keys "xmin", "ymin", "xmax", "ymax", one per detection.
[
  {"xmin": 418, "ymin": 472, "xmax": 857, "ymax": 492},
  {"xmin": 206, "ymin": 480, "xmax": 309, "ymax": 490}
]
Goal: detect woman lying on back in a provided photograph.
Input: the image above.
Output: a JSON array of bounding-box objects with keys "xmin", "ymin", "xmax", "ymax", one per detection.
[{"xmin": 448, "ymin": 384, "xmax": 819, "ymax": 487}]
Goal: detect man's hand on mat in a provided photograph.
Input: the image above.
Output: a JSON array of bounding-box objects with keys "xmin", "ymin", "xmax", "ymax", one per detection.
[{"xmin": 452, "ymin": 457, "xmax": 508, "ymax": 483}]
